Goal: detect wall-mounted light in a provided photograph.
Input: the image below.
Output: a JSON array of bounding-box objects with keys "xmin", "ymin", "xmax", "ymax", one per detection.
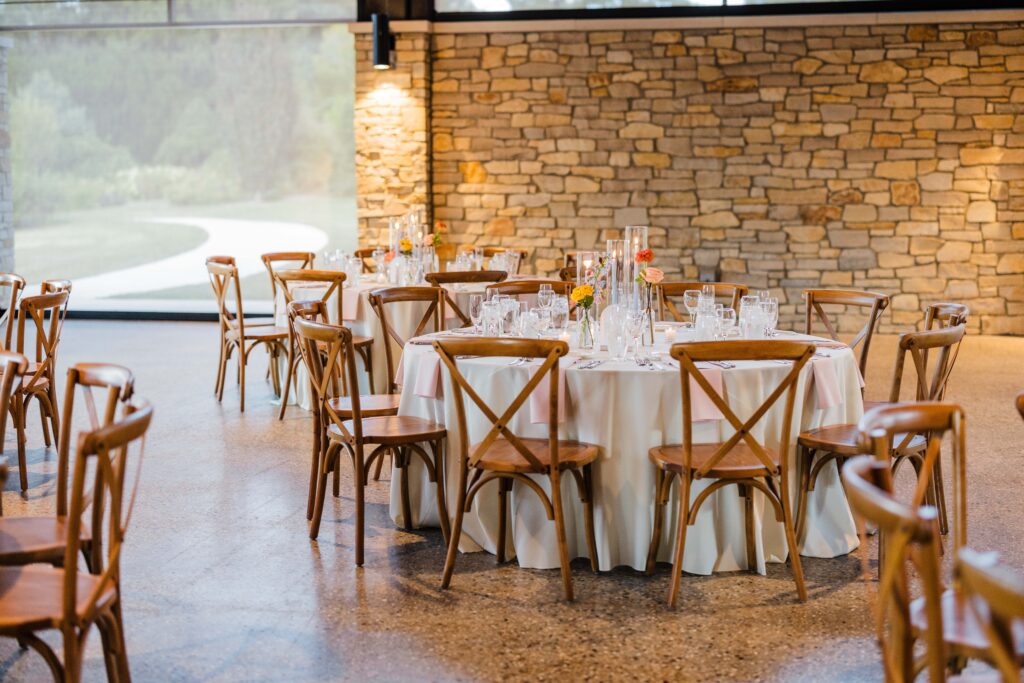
[{"xmin": 372, "ymin": 13, "xmax": 393, "ymax": 70}]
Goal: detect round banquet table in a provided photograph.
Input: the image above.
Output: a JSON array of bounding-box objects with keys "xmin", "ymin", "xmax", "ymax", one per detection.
[
  {"xmin": 273, "ymin": 274, "xmax": 515, "ymax": 410},
  {"xmin": 390, "ymin": 328, "xmax": 862, "ymax": 575}
]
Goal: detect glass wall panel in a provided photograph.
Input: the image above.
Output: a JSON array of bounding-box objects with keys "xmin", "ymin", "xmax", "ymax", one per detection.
[{"xmin": 9, "ymin": 24, "xmax": 357, "ymax": 313}]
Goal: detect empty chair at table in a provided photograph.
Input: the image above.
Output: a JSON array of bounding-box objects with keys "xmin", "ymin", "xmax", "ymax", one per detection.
[
  {"xmin": 646, "ymin": 339, "xmax": 814, "ymax": 607},
  {"xmin": 956, "ymin": 548, "xmax": 1024, "ymax": 681},
  {"xmin": 0, "ymin": 400, "xmax": 153, "ymax": 683},
  {"xmin": 368, "ymin": 286, "xmax": 445, "ymax": 395},
  {"xmin": 295, "ymin": 318, "xmax": 448, "ymax": 564},
  {"xmin": 434, "ymin": 337, "xmax": 599, "ymax": 601},
  {"xmin": 8, "ymin": 289, "xmax": 70, "ymax": 495},
  {"xmin": 425, "ymin": 270, "xmax": 507, "ymax": 325},
  {"xmin": 924, "ymin": 302, "xmax": 969, "ymax": 331},
  {"xmin": 795, "ymin": 324, "xmax": 966, "ymax": 541},
  {"xmin": 206, "ymin": 256, "xmax": 288, "ymax": 412},
  {"xmin": 261, "ymin": 251, "xmax": 314, "ymax": 311},
  {"xmin": 657, "ymin": 282, "xmax": 749, "ymax": 322},
  {"xmin": 803, "ymin": 289, "xmax": 889, "ymax": 382},
  {"xmin": 0, "ymin": 363, "xmax": 133, "ymax": 566},
  {"xmin": 354, "ymin": 247, "xmax": 383, "ymax": 274},
  {"xmin": 273, "ymin": 268, "xmax": 375, "ymax": 419}
]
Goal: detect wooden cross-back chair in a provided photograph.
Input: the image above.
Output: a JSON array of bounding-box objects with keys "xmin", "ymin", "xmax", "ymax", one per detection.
[
  {"xmin": 461, "ymin": 246, "xmax": 529, "ymax": 274},
  {"xmin": 206, "ymin": 257, "xmax": 287, "ymax": 412},
  {"xmin": 925, "ymin": 302, "xmax": 969, "ymax": 330},
  {"xmin": 354, "ymin": 247, "xmax": 380, "ymax": 274},
  {"xmin": 0, "ymin": 273, "xmax": 26, "ymax": 352},
  {"xmin": 7, "ymin": 290, "xmax": 70, "ymax": 495},
  {"xmin": 433, "ymin": 337, "xmax": 599, "ymax": 601},
  {"xmin": 803, "ymin": 289, "xmax": 889, "ymax": 380},
  {"xmin": 294, "ymin": 318, "xmax": 448, "ymax": 564},
  {"xmin": 795, "ymin": 324, "xmax": 967, "ymax": 541},
  {"xmin": 425, "ymin": 271, "xmax": 507, "ymax": 325},
  {"xmin": 657, "ymin": 282, "xmax": 749, "ymax": 322},
  {"xmin": 557, "ymin": 266, "xmax": 574, "ymax": 283},
  {"xmin": 0, "ymin": 399, "xmax": 153, "ymax": 683},
  {"xmin": 368, "ymin": 286, "xmax": 443, "ymax": 395},
  {"xmin": 646, "ymin": 339, "xmax": 815, "ymax": 607},
  {"xmin": 563, "ymin": 251, "xmax": 578, "ymax": 270},
  {"xmin": 956, "ymin": 548, "xmax": 1024, "ymax": 682},
  {"xmin": 41, "ymin": 279, "xmax": 73, "ymax": 296},
  {"xmin": 260, "ymin": 251, "xmax": 314, "ymax": 305},
  {"xmin": 842, "ymin": 455, "xmax": 947, "ymax": 683},
  {"xmin": 272, "ymin": 269, "xmax": 375, "ymax": 419},
  {"xmin": 0, "ymin": 351, "xmax": 26, "ymax": 515},
  {"xmin": 0, "ymin": 363, "xmax": 133, "ymax": 570}
]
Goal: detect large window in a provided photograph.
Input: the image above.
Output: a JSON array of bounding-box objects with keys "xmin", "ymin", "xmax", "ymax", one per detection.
[
  {"xmin": 8, "ymin": 9, "xmax": 357, "ymax": 314},
  {"xmin": 435, "ymin": 0, "xmax": 874, "ymax": 10}
]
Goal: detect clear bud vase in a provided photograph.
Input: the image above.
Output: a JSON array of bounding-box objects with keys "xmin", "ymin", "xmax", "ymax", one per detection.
[
  {"xmin": 577, "ymin": 306, "xmax": 595, "ymax": 350},
  {"xmin": 643, "ymin": 285, "xmax": 655, "ymax": 346}
]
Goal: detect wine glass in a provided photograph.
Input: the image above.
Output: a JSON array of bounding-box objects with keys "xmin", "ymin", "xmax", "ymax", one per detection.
[
  {"xmin": 551, "ymin": 297, "xmax": 570, "ymax": 333},
  {"xmin": 739, "ymin": 295, "xmax": 760, "ymax": 322},
  {"xmin": 760, "ymin": 298, "xmax": 779, "ymax": 337},
  {"xmin": 683, "ymin": 290, "xmax": 701, "ymax": 323},
  {"xmin": 625, "ymin": 307, "xmax": 646, "ymax": 359},
  {"xmin": 534, "ymin": 307, "xmax": 552, "ymax": 337},
  {"xmin": 701, "ymin": 283, "xmax": 715, "ymax": 302},
  {"xmin": 468, "ymin": 294, "xmax": 483, "ymax": 334},
  {"xmin": 537, "ymin": 283, "xmax": 554, "ymax": 310},
  {"xmin": 756, "ymin": 289, "xmax": 771, "ymax": 302}
]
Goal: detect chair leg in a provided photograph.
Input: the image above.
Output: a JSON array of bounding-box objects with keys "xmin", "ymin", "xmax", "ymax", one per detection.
[
  {"xmin": 353, "ymin": 444, "xmax": 366, "ymax": 567},
  {"xmin": 217, "ymin": 344, "xmax": 231, "ymax": 401},
  {"xmin": 332, "ymin": 442, "xmax": 341, "ymax": 498},
  {"xmin": 215, "ymin": 336, "xmax": 226, "ymax": 396},
  {"xmin": 239, "ymin": 344, "xmax": 248, "ymax": 412},
  {"xmin": 39, "ymin": 398, "xmax": 51, "ymax": 448},
  {"xmin": 307, "ymin": 415, "xmax": 323, "ymax": 521},
  {"xmin": 582, "ymin": 465, "xmax": 599, "ymax": 574},
  {"xmin": 96, "ymin": 613, "xmax": 120, "ymax": 683},
  {"xmin": 646, "ymin": 468, "xmax": 667, "ymax": 575},
  {"xmin": 361, "ymin": 346, "xmax": 375, "ymax": 395},
  {"xmin": 14, "ymin": 394, "xmax": 27, "ymax": 495},
  {"xmin": 667, "ymin": 474, "xmax": 692, "ymax": 608},
  {"xmin": 794, "ymin": 446, "xmax": 812, "ymax": 544},
  {"xmin": 549, "ymin": 471, "xmax": 574, "ymax": 601},
  {"xmin": 47, "ymin": 385, "xmax": 60, "ymax": 454},
  {"xmin": 778, "ymin": 476, "xmax": 808, "ymax": 602},
  {"xmin": 278, "ymin": 342, "xmax": 296, "ymax": 421},
  {"xmin": 741, "ymin": 484, "xmax": 757, "ymax": 573},
  {"xmin": 496, "ymin": 477, "xmax": 510, "ymax": 564},
  {"xmin": 398, "ymin": 447, "xmax": 412, "ymax": 530},
  {"xmin": 932, "ymin": 455, "xmax": 949, "ymax": 536},
  {"xmin": 111, "ymin": 600, "xmax": 132, "ymax": 683},
  {"xmin": 432, "ymin": 440, "xmax": 450, "ymax": 545},
  {"xmin": 372, "ymin": 451, "xmax": 386, "ymax": 481},
  {"xmin": 309, "ymin": 442, "xmax": 340, "ymax": 540},
  {"xmin": 441, "ymin": 462, "xmax": 470, "ymax": 590}
]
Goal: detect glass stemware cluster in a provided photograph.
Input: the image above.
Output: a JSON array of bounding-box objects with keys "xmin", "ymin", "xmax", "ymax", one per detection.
[
  {"xmin": 688, "ymin": 287, "xmax": 779, "ymax": 341},
  {"xmin": 469, "ymin": 283, "xmax": 569, "ymax": 339},
  {"xmin": 320, "ymin": 249, "xmax": 365, "ymax": 287}
]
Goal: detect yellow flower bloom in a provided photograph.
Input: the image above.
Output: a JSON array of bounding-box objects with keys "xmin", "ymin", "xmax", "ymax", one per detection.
[
  {"xmin": 570, "ymin": 284, "xmax": 594, "ymax": 304},
  {"xmin": 399, "ymin": 238, "xmax": 413, "ymax": 253}
]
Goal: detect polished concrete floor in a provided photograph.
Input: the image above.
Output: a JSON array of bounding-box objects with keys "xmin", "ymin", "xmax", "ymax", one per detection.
[{"xmin": 0, "ymin": 320, "xmax": 1020, "ymax": 681}]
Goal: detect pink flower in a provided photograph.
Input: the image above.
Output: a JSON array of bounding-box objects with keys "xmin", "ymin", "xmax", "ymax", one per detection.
[{"xmin": 642, "ymin": 267, "xmax": 664, "ymax": 284}]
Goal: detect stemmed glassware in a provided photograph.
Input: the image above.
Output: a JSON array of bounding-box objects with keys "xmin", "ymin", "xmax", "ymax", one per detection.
[
  {"xmin": 550, "ymin": 297, "xmax": 570, "ymax": 334},
  {"xmin": 537, "ymin": 283, "xmax": 554, "ymax": 310},
  {"xmin": 469, "ymin": 294, "xmax": 483, "ymax": 334},
  {"xmin": 759, "ymin": 298, "xmax": 779, "ymax": 337},
  {"xmin": 683, "ymin": 290, "xmax": 701, "ymax": 323}
]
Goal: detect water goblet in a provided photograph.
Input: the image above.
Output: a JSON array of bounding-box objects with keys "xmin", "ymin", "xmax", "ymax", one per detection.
[
  {"xmin": 683, "ymin": 290, "xmax": 701, "ymax": 323},
  {"xmin": 468, "ymin": 294, "xmax": 484, "ymax": 334}
]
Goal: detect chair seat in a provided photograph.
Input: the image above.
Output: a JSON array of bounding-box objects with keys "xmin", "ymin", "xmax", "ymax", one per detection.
[
  {"xmin": 329, "ymin": 416, "xmax": 446, "ymax": 446},
  {"xmin": 353, "ymin": 335, "xmax": 373, "ymax": 348},
  {"xmin": 650, "ymin": 443, "xmax": 779, "ymax": 479},
  {"xmin": 911, "ymin": 589, "xmax": 1024, "ymax": 662},
  {"xmin": 0, "ymin": 565, "xmax": 116, "ymax": 632},
  {"xmin": 230, "ymin": 325, "xmax": 288, "ymax": 341},
  {"xmin": 326, "ymin": 394, "xmax": 400, "ymax": 418},
  {"xmin": 798, "ymin": 423, "xmax": 926, "ymax": 456},
  {"xmin": 470, "ymin": 438, "xmax": 599, "ymax": 474},
  {"xmin": 0, "ymin": 517, "xmax": 90, "ymax": 566}
]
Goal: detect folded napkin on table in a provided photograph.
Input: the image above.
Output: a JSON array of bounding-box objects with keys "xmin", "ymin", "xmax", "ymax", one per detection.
[
  {"xmin": 529, "ymin": 366, "xmax": 567, "ymax": 424},
  {"xmin": 690, "ymin": 366, "xmax": 725, "ymax": 422},
  {"xmin": 413, "ymin": 353, "xmax": 443, "ymax": 399},
  {"xmin": 811, "ymin": 356, "xmax": 842, "ymax": 410}
]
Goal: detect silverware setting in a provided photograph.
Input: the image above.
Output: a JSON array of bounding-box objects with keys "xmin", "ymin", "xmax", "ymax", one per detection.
[
  {"xmin": 508, "ymin": 357, "xmax": 536, "ymax": 366},
  {"xmin": 704, "ymin": 360, "xmax": 735, "ymax": 369},
  {"xmin": 577, "ymin": 360, "xmax": 605, "ymax": 370}
]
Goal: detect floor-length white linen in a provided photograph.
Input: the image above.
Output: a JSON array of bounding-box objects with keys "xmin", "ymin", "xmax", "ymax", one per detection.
[{"xmin": 391, "ymin": 334, "xmax": 862, "ymax": 575}]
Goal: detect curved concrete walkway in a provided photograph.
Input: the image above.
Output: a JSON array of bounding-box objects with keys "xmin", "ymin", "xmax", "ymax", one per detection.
[{"xmin": 71, "ymin": 217, "xmax": 330, "ymax": 299}]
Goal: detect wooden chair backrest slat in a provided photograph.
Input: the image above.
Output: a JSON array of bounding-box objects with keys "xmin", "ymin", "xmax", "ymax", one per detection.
[
  {"xmin": 206, "ymin": 258, "xmax": 246, "ymax": 337},
  {"xmin": 956, "ymin": 548, "xmax": 1024, "ymax": 681},
  {"xmin": 63, "ymin": 400, "xmax": 153, "ymax": 627},
  {"xmin": 354, "ymin": 247, "xmax": 382, "ymax": 274},
  {"xmin": 433, "ymin": 338, "xmax": 567, "ymax": 472},
  {"xmin": 886, "ymin": 324, "xmax": 966, "ymax": 413},
  {"xmin": 924, "ymin": 302, "xmax": 969, "ymax": 330},
  {"xmin": 16, "ymin": 290, "xmax": 69, "ymax": 395},
  {"xmin": 657, "ymin": 282, "xmax": 749, "ymax": 322},
  {"xmin": 293, "ymin": 318, "xmax": 362, "ymax": 442},
  {"xmin": 0, "ymin": 274, "xmax": 25, "ymax": 352},
  {"xmin": 671, "ymin": 340, "xmax": 814, "ymax": 478},
  {"xmin": 803, "ymin": 289, "xmax": 889, "ymax": 378},
  {"xmin": 274, "ymin": 269, "xmax": 347, "ymax": 323},
  {"xmin": 368, "ymin": 287, "xmax": 442, "ymax": 394},
  {"xmin": 842, "ymin": 455, "xmax": 946, "ymax": 683}
]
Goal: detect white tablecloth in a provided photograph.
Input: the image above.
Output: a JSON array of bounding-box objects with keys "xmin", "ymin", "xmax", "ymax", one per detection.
[{"xmin": 392, "ymin": 330, "xmax": 862, "ymax": 574}]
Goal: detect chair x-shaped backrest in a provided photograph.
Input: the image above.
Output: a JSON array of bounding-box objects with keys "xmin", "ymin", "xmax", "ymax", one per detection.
[
  {"xmin": 293, "ymin": 318, "xmax": 363, "ymax": 444},
  {"xmin": 842, "ymin": 455, "xmax": 946, "ymax": 683},
  {"xmin": 17, "ymin": 290, "xmax": 69, "ymax": 396},
  {"xmin": 261, "ymin": 251, "xmax": 314, "ymax": 303},
  {"xmin": 206, "ymin": 258, "xmax": 246, "ymax": 337},
  {"xmin": 658, "ymin": 282, "xmax": 749, "ymax": 322},
  {"xmin": 369, "ymin": 286, "xmax": 442, "ymax": 394},
  {"xmin": 924, "ymin": 302, "xmax": 969, "ymax": 331},
  {"xmin": 673, "ymin": 340, "xmax": 813, "ymax": 478},
  {"xmin": 425, "ymin": 271, "xmax": 508, "ymax": 326},
  {"xmin": 434, "ymin": 338, "xmax": 567, "ymax": 473},
  {"xmin": 64, "ymin": 400, "xmax": 152, "ymax": 627},
  {"xmin": 57, "ymin": 363, "xmax": 135, "ymax": 519},
  {"xmin": 0, "ymin": 274, "xmax": 25, "ymax": 352},
  {"xmin": 956, "ymin": 548, "xmax": 1024, "ymax": 682},
  {"xmin": 274, "ymin": 269, "xmax": 347, "ymax": 324},
  {"xmin": 354, "ymin": 247, "xmax": 380, "ymax": 274},
  {"xmin": 804, "ymin": 289, "xmax": 889, "ymax": 378}
]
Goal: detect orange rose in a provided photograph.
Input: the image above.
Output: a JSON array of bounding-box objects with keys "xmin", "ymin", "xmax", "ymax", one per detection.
[{"xmin": 635, "ymin": 248, "xmax": 654, "ymax": 264}]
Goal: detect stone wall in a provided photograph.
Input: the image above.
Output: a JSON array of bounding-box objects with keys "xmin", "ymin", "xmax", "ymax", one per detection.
[
  {"xmin": 357, "ymin": 21, "xmax": 1024, "ymax": 333},
  {"xmin": 0, "ymin": 42, "xmax": 13, "ymax": 273}
]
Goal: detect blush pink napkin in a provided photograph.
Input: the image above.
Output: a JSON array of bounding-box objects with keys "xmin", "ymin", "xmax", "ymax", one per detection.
[
  {"xmin": 414, "ymin": 353, "xmax": 443, "ymax": 399},
  {"xmin": 690, "ymin": 366, "xmax": 725, "ymax": 422},
  {"xmin": 811, "ymin": 356, "xmax": 842, "ymax": 410},
  {"xmin": 341, "ymin": 288, "xmax": 360, "ymax": 321},
  {"xmin": 529, "ymin": 367, "xmax": 567, "ymax": 424}
]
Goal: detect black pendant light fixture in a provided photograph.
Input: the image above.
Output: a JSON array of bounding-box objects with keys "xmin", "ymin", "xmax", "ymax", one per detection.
[{"xmin": 372, "ymin": 13, "xmax": 393, "ymax": 70}]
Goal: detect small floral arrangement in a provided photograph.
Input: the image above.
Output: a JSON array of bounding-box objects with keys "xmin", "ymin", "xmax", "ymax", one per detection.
[
  {"xmin": 570, "ymin": 283, "xmax": 595, "ymax": 309},
  {"xmin": 423, "ymin": 233, "xmax": 441, "ymax": 248},
  {"xmin": 642, "ymin": 266, "xmax": 664, "ymax": 285},
  {"xmin": 634, "ymin": 248, "xmax": 659, "ymax": 344},
  {"xmin": 399, "ymin": 238, "xmax": 413, "ymax": 256}
]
